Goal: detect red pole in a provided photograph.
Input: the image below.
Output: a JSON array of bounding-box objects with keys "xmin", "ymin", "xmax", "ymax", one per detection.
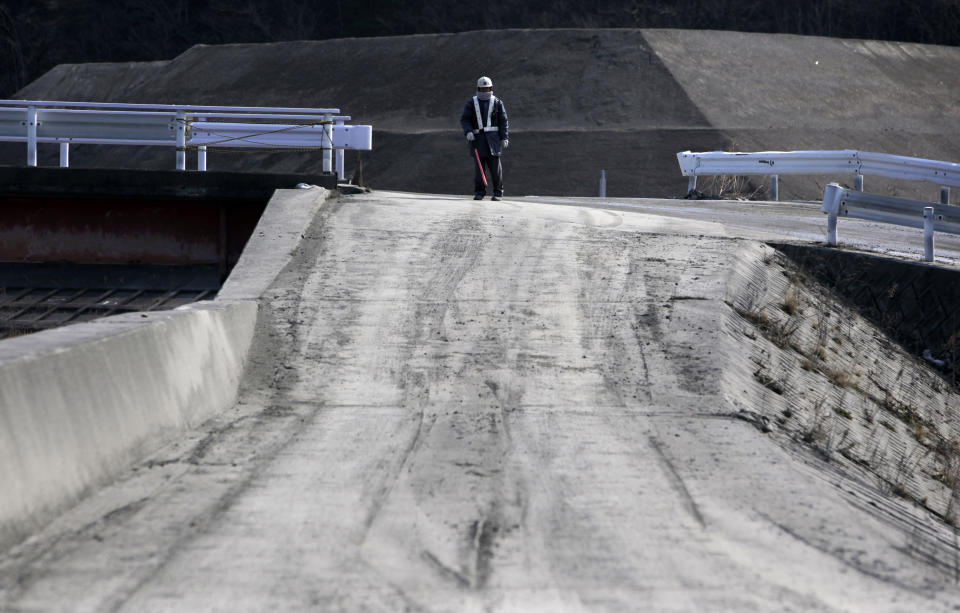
[{"xmin": 474, "ymin": 148, "xmax": 487, "ymax": 187}]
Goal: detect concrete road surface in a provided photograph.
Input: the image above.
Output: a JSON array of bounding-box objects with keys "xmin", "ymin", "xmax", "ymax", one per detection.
[{"xmin": 2, "ymin": 192, "xmax": 959, "ymax": 612}]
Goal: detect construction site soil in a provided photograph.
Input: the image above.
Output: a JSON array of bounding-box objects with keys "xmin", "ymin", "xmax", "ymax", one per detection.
[{"xmin": 4, "ymin": 29, "xmax": 959, "ymax": 200}]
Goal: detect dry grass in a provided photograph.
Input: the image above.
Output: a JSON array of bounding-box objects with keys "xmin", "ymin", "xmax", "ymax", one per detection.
[
  {"xmin": 882, "ymin": 394, "xmax": 923, "ymax": 429},
  {"xmin": 0, "ymin": 328, "xmax": 30, "ymax": 341},
  {"xmin": 697, "ymin": 174, "xmax": 769, "ymax": 200},
  {"xmin": 735, "ymin": 244, "xmax": 960, "ymax": 528},
  {"xmin": 782, "ymin": 284, "xmax": 801, "ymax": 316},
  {"xmin": 824, "ymin": 366, "xmax": 855, "ymax": 388},
  {"xmin": 736, "ymin": 305, "xmax": 801, "ymax": 350},
  {"xmin": 833, "ymin": 407, "xmax": 853, "ymax": 420},
  {"xmin": 800, "ymin": 397, "xmax": 835, "ymax": 460},
  {"xmin": 754, "ymin": 367, "xmax": 785, "ymax": 395}
]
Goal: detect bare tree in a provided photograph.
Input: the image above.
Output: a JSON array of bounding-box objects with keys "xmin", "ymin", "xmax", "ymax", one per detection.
[{"xmin": 0, "ymin": 5, "xmax": 26, "ymax": 96}]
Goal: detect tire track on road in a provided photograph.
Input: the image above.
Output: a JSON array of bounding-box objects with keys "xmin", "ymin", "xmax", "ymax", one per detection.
[{"xmin": 648, "ymin": 436, "xmax": 707, "ymax": 528}]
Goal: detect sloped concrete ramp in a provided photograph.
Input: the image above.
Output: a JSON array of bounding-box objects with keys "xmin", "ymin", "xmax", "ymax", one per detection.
[{"xmin": 3, "ymin": 191, "xmax": 959, "ymax": 611}]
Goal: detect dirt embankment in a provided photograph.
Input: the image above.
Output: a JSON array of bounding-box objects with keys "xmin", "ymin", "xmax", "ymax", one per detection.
[
  {"xmin": 4, "ymin": 29, "xmax": 959, "ymax": 199},
  {"xmin": 726, "ymin": 241, "xmax": 960, "ymax": 564}
]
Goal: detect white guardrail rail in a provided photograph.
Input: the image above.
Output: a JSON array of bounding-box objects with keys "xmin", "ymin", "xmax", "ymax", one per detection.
[
  {"xmin": 677, "ymin": 149, "xmax": 960, "ymax": 204},
  {"xmin": 0, "ymin": 100, "xmax": 373, "ymax": 179},
  {"xmin": 822, "ymin": 183, "xmax": 960, "ymax": 262}
]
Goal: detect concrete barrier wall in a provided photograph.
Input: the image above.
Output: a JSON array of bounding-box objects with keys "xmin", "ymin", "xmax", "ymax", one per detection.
[
  {"xmin": 0, "ymin": 186, "xmax": 329, "ymax": 549},
  {"xmin": 218, "ymin": 186, "xmax": 330, "ymax": 301}
]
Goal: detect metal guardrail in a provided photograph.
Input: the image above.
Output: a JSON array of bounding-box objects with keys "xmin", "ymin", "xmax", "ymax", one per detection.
[
  {"xmin": 0, "ymin": 100, "xmax": 373, "ymax": 179},
  {"xmin": 678, "ymin": 149, "xmax": 959, "ymax": 204},
  {"xmin": 821, "ymin": 182, "xmax": 960, "ymax": 262}
]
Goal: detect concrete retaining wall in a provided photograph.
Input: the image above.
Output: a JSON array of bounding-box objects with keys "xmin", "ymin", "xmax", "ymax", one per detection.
[
  {"xmin": 773, "ymin": 242, "xmax": 960, "ymax": 365},
  {"xmin": 0, "ymin": 186, "xmax": 329, "ymax": 549}
]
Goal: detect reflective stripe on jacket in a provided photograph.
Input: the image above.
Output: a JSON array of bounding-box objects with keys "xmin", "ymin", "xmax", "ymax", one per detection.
[{"xmin": 460, "ymin": 96, "xmax": 509, "ymax": 157}]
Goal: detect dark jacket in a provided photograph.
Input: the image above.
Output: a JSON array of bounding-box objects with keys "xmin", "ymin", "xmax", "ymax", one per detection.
[{"xmin": 460, "ymin": 96, "xmax": 509, "ymax": 157}]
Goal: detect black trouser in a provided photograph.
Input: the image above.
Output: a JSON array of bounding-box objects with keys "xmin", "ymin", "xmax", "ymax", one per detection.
[{"xmin": 474, "ymin": 155, "xmax": 503, "ymax": 197}]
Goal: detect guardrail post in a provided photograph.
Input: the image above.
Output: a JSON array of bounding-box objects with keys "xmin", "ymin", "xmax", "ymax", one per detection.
[
  {"xmin": 941, "ymin": 187, "xmax": 950, "ymax": 205},
  {"xmin": 599, "ymin": 169, "xmax": 607, "ymax": 198},
  {"xmin": 687, "ymin": 176, "xmax": 697, "ymax": 195},
  {"xmin": 822, "ymin": 183, "xmax": 842, "ymax": 246},
  {"xmin": 854, "ymin": 174, "xmax": 864, "ymax": 192},
  {"xmin": 827, "ymin": 212, "xmax": 838, "ymax": 245},
  {"xmin": 26, "ymin": 106, "xmax": 38, "ymax": 167},
  {"xmin": 335, "ymin": 118, "xmax": 345, "ymax": 180},
  {"xmin": 923, "ymin": 207, "xmax": 935, "ymax": 262},
  {"xmin": 175, "ymin": 111, "xmax": 186, "ymax": 170},
  {"xmin": 769, "ymin": 174, "xmax": 779, "ymax": 201},
  {"xmin": 322, "ymin": 114, "xmax": 333, "ymax": 174},
  {"xmin": 198, "ymin": 146, "xmax": 207, "ymax": 171},
  {"xmin": 59, "ymin": 143, "xmax": 69, "ymax": 168}
]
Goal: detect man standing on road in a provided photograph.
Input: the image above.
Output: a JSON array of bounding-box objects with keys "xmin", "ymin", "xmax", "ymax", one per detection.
[{"xmin": 460, "ymin": 76, "xmax": 509, "ymax": 201}]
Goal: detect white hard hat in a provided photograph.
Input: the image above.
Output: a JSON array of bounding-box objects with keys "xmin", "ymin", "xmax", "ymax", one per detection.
[{"xmin": 477, "ymin": 76, "xmax": 493, "ymax": 89}]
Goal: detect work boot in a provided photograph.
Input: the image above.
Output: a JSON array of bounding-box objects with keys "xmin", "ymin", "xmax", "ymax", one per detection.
[
  {"xmin": 473, "ymin": 193, "xmax": 484, "ymax": 200},
  {"xmin": 491, "ymin": 196, "xmax": 500, "ymax": 201}
]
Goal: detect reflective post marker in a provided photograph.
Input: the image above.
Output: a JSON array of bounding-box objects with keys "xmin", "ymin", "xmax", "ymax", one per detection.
[
  {"xmin": 175, "ymin": 111, "xmax": 186, "ymax": 170},
  {"xmin": 336, "ymin": 118, "xmax": 346, "ymax": 180},
  {"xmin": 322, "ymin": 114, "xmax": 333, "ymax": 174},
  {"xmin": 26, "ymin": 106, "xmax": 38, "ymax": 167}
]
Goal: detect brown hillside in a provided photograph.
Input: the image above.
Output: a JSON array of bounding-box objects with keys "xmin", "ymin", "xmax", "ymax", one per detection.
[{"xmin": 5, "ymin": 29, "xmax": 959, "ymax": 199}]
